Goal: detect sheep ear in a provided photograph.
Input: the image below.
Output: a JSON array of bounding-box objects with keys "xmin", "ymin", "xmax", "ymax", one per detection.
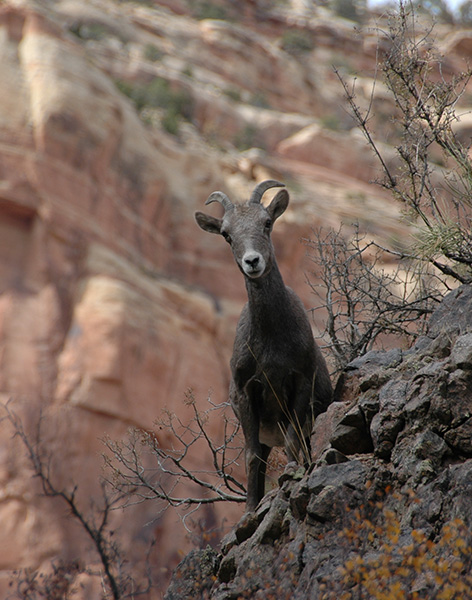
[
  {"xmin": 267, "ymin": 189, "xmax": 289, "ymax": 222},
  {"xmin": 195, "ymin": 211, "xmax": 223, "ymax": 235}
]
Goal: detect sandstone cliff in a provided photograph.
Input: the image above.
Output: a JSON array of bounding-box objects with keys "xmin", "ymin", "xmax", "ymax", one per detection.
[{"xmin": 0, "ymin": 0, "xmax": 472, "ymax": 597}]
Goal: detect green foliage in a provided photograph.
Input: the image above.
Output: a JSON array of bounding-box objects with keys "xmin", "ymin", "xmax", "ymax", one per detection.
[
  {"xmin": 223, "ymin": 87, "xmax": 242, "ymax": 102},
  {"xmin": 411, "ymin": 0, "xmax": 454, "ymax": 23},
  {"xmin": 320, "ymin": 114, "xmax": 342, "ymax": 131},
  {"xmin": 415, "ymin": 220, "xmax": 469, "ymax": 261},
  {"xmin": 182, "ymin": 64, "xmax": 194, "ymax": 78},
  {"xmin": 161, "ymin": 111, "xmax": 180, "ymax": 136},
  {"xmin": 116, "ymin": 0, "xmax": 154, "ymax": 4},
  {"xmin": 143, "ymin": 44, "xmax": 164, "ymax": 62},
  {"xmin": 114, "ymin": 77, "xmax": 194, "ymax": 135},
  {"xmin": 192, "ymin": 1, "xmax": 230, "ymax": 20},
  {"xmin": 69, "ymin": 21, "xmax": 111, "ymax": 41},
  {"xmin": 234, "ymin": 124, "xmax": 259, "ymax": 151},
  {"xmin": 114, "ymin": 78, "xmax": 134, "ymax": 101},
  {"xmin": 280, "ymin": 30, "xmax": 314, "ymax": 55},
  {"xmin": 458, "ymin": 0, "xmax": 472, "ymax": 24},
  {"xmin": 330, "ymin": 0, "xmax": 367, "ymax": 23},
  {"xmin": 330, "ymin": 52, "xmax": 357, "ymax": 76},
  {"xmin": 248, "ymin": 92, "xmax": 271, "ymax": 109}
]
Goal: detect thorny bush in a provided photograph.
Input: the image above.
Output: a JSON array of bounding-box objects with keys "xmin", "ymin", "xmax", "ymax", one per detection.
[
  {"xmin": 337, "ymin": 1, "xmax": 472, "ymax": 285},
  {"xmin": 309, "ymin": 2, "xmax": 472, "ymax": 369},
  {"xmin": 103, "ymin": 391, "xmax": 246, "ymax": 528},
  {"xmin": 307, "ymin": 226, "xmax": 440, "ymax": 371}
]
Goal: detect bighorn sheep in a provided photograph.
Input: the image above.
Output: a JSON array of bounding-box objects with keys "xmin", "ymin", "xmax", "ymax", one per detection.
[{"xmin": 195, "ymin": 180, "xmax": 333, "ymax": 512}]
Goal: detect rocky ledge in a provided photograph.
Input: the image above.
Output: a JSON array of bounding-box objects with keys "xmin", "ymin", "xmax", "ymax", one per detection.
[{"xmin": 165, "ymin": 284, "xmax": 472, "ymax": 599}]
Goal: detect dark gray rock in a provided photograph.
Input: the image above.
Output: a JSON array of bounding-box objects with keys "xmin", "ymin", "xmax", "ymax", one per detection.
[
  {"xmin": 164, "ymin": 547, "xmax": 220, "ymax": 600},
  {"xmin": 289, "ymin": 479, "xmax": 311, "ymax": 521},
  {"xmin": 306, "ymin": 459, "xmax": 366, "ymax": 494},
  {"xmin": 330, "ymin": 423, "xmax": 373, "ymax": 454},
  {"xmin": 450, "ymin": 332, "xmax": 472, "ymax": 369},
  {"xmin": 370, "ymin": 380, "xmax": 408, "ymax": 458},
  {"xmin": 445, "ymin": 459, "xmax": 472, "ymax": 521},
  {"xmin": 319, "ymin": 447, "xmax": 349, "ymax": 465},
  {"xmin": 358, "ymin": 392, "xmax": 381, "ymax": 424},
  {"xmin": 311, "ymin": 401, "xmax": 350, "ymax": 461},
  {"xmin": 427, "ymin": 284, "xmax": 472, "ymax": 338},
  {"xmin": 347, "ymin": 348, "xmax": 403, "ymax": 371},
  {"xmin": 392, "ymin": 430, "xmax": 451, "ymax": 484},
  {"xmin": 234, "ymin": 511, "xmax": 260, "ymax": 544},
  {"xmin": 444, "ymin": 418, "xmax": 472, "ymax": 456},
  {"xmin": 330, "ymin": 403, "xmax": 373, "ymax": 454}
]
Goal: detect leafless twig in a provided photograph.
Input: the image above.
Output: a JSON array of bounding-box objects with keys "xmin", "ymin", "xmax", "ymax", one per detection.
[
  {"xmin": 103, "ymin": 392, "xmax": 246, "ymax": 529},
  {"xmin": 3, "ymin": 403, "xmax": 152, "ymax": 600},
  {"xmin": 336, "ymin": 1, "xmax": 472, "ymax": 284},
  {"xmin": 307, "ymin": 226, "xmax": 440, "ymax": 371}
]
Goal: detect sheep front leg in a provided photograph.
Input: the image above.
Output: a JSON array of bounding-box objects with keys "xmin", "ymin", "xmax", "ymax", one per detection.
[
  {"xmin": 236, "ymin": 388, "xmax": 270, "ymax": 512},
  {"xmin": 231, "ymin": 378, "xmax": 272, "ymax": 512},
  {"xmin": 239, "ymin": 400, "xmax": 271, "ymax": 512}
]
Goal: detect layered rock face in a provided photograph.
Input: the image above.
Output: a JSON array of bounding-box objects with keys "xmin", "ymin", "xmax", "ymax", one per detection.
[
  {"xmin": 1, "ymin": 0, "xmax": 472, "ymax": 596},
  {"xmin": 0, "ymin": 0, "xmax": 236, "ymax": 588},
  {"xmin": 165, "ymin": 285, "xmax": 472, "ymax": 599}
]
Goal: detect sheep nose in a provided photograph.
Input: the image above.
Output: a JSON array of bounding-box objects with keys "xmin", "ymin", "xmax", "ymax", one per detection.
[
  {"xmin": 242, "ymin": 251, "xmax": 265, "ymax": 277},
  {"xmin": 245, "ymin": 255, "xmax": 260, "ymax": 268}
]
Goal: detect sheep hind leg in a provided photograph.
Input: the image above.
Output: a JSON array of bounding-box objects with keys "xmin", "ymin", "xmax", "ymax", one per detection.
[
  {"xmin": 245, "ymin": 443, "xmax": 270, "ymax": 512},
  {"xmin": 257, "ymin": 444, "xmax": 271, "ymax": 503}
]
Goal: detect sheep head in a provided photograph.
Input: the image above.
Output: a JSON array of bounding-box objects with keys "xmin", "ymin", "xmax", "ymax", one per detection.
[{"xmin": 195, "ymin": 180, "xmax": 289, "ymax": 279}]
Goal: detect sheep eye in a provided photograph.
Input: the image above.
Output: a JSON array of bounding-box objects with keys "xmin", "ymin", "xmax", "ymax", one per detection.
[{"xmin": 222, "ymin": 231, "xmax": 232, "ymax": 244}]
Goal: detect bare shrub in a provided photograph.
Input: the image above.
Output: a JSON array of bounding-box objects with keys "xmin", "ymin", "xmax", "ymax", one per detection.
[
  {"xmin": 3, "ymin": 403, "xmax": 152, "ymax": 600},
  {"xmin": 307, "ymin": 2, "xmax": 472, "ymax": 370},
  {"xmin": 307, "ymin": 226, "xmax": 440, "ymax": 372},
  {"xmin": 8, "ymin": 562, "xmax": 82, "ymax": 600},
  {"xmin": 336, "ymin": 1, "xmax": 472, "ymax": 285},
  {"xmin": 103, "ymin": 392, "xmax": 246, "ymax": 527},
  {"xmin": 3, "ymin": 392, "xmax": 246, "ymax": 597}
]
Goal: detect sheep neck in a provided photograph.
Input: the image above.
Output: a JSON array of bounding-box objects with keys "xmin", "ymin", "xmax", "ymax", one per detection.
[{"xmin": 245, "ymin": 262, "xmax": 293, "ymax": 336}]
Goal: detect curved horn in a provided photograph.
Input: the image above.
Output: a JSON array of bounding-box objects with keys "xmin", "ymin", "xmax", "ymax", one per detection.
[
  {"xmin": 205, "ymin": 191, "xmax": 234, "ymax": 212},
  {"xmin": 249, "ymin": 180, "xmax": 285, "ymax": 204}
]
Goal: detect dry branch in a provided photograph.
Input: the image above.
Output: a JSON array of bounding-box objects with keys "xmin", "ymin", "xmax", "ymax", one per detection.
[
  {"xmin": 103, "ymin": 393, "xmax": 246, "ymax": 526},
  {"xmin": 336, "ymin": 1, "xmax": 472, "ymax": 285},
  {"xmin": 307, "ymin": 226, "xmax": 440, "ymax": 371}
]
